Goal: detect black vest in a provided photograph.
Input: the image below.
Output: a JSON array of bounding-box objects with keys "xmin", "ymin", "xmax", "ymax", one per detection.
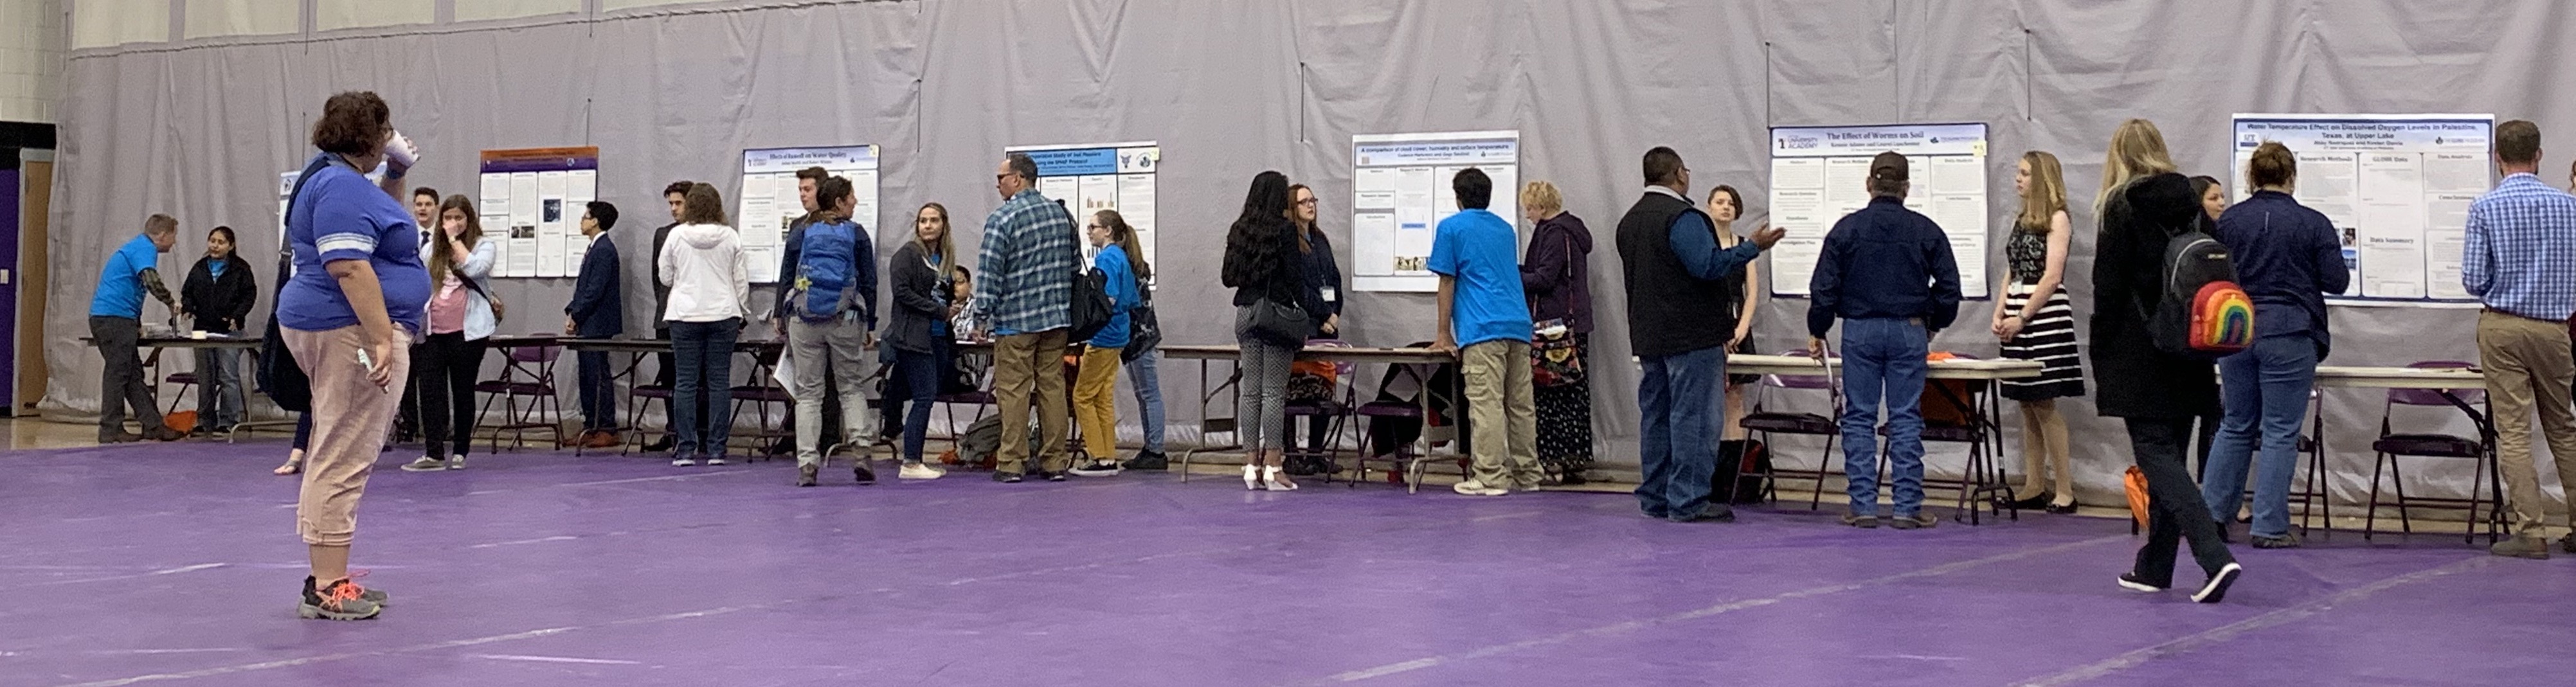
[{"xmin": 1617, "ymin": 190, "xmax": 1742, "ymax": 359}]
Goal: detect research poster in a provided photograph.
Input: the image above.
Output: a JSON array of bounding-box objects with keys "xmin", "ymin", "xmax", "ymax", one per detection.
[
  {"xmin": 1767, "ymin": 123, "xmax": 1990, "ymax": 299},
  {"xmin": 476, "ymin": 147, "xmax": 599, "ymax": 278},
  {"xmin": 1350, "ymin": 130, "xmax": 1520, "ymax": 293},
  {"xmin": 1004, "ymin": 141, "xmax": 1160, "ymax": 274},
  {"xmin": 2231, "ymin": 114, "xmax": 2492, "ymax": 304},
  {"xmin": 736, "ymin": 145, "xmax": 881, "ymax": 283},
  {"xmin": 278, "ymin": 163, "xmax": 389, "ymax": 278}
]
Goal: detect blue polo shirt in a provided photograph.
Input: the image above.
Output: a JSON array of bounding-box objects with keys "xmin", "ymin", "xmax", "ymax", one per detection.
[
  {"xmin": 278, "ymin": 154, "xmax": 430, "ymax": 334},
  {"xmin": 1427, "ymin": 208, "xmax": 1533, "ymax": 347},
  {"xmin": 89, "ymin": 234, "xmax": 161, "ymax": 319}
]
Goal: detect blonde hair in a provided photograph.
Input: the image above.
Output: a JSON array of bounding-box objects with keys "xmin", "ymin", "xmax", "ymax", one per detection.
[
  {"xmin": 912, "ymin": 202, "xmax": 957, "ymax": 269},
  {"xmin": 2095, "ymin": 118, "xmax": 2176, "ymax": 214},
  {"xmin": 1519, "ymin": 180, "xmax": 1563, "ymax": 217},
  {"xmin": 2017, "ymin": 150, "xmax": 2068, "ymax": 233}
]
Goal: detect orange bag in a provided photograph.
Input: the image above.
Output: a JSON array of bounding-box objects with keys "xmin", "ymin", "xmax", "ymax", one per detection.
[
  {"xmin": 2123, "ymin": 466, "xmax": 2152, "ymax": 529},
  {"xmin": 165, "ymin": 410, "xmax": 198, "ymax": 434}
]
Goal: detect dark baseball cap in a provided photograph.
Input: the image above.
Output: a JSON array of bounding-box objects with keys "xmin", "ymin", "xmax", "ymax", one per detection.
[{"xmin": 1869, "ymin": 151, "xmax": 1909, "ymax": 183}]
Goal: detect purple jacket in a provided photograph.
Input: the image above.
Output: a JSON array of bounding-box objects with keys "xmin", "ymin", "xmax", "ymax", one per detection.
[{"xmin": 1520, "ymin": 211, "xmax": 1596, "ymax": 334}]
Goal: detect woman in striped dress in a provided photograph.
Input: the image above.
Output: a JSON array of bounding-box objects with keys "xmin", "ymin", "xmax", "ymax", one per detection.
[{"xmin": 1992, "ymin": 150, "xmax": 2085, "ymax": 513}]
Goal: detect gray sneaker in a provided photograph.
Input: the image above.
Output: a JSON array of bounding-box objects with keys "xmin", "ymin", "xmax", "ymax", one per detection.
[
  {"xmin": 298, "ymin": 577, "xmax": 383, "ymax": 621},
  {"xmin": 399, "ymin": 456, "xmax": 446, "ymax": 472},
  {"xmin": 446, "ymin": 456, "xmax": 465, "ymax": 470},
  {"xmin": 2490, "ymin": 534, "xmax": 2552, "ymax": 560},
  {"xmin": 1841, "ymin": 513, "xmax": 1880, "ymax": 529},
  {"xmin": 1891, "ymin": 513, "xmax": 1940, "ymax": 530}
]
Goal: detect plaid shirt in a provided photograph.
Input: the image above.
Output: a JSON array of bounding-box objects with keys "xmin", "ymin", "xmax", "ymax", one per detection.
[
  {"xmin": 973, "ymin": 189, "xmax": 1078, "ymax": 335},
  {"xmin": 2465, "ymin": 173, "xmax": 2576, "ymax": 321}
]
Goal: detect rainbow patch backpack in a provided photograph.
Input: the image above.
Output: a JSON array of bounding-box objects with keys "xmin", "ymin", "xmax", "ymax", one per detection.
[{"xmin": 2150, "ymin": 227, "xmax": 2255, "ymax": 359}]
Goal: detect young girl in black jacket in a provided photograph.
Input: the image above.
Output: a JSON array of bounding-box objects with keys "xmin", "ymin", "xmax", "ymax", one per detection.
[{"xmin": 180, "ymin": 226, "xmax": 258, "ymax": 433}]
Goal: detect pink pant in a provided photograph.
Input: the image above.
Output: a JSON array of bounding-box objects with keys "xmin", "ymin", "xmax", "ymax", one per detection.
[{"xmin": 283, "ymin": 325, "xmax": 411, "ymax": 546}]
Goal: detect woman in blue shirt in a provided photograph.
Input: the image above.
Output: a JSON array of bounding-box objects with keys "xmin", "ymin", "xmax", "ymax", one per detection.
[
  {"xmin": 2199, "ymin": 142, "xmax": 2349, "ymax": 549},
  {"xmin": 1069, "ymin": 210, "xmax": 1144, "ymax": 477},
  {"xmin": 276, "ymin": 91, "xmax": 429, "ymax": 621}
]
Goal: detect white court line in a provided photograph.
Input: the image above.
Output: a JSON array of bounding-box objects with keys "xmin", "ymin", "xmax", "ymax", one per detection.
[
  {"xmin": 0, "ymin": 563, "xmax": 225, "ymax": 590},
  {"xmin": 1283, "ymin": 535, "xmax": 2130, "ymax": 686},
  {"xmin": 2007, "ymin": 555, "xmax": 2494, "ymax": 687},
  {"xmin": 467, "ymin": 654, "xmax": 644, "ymax": 665}
]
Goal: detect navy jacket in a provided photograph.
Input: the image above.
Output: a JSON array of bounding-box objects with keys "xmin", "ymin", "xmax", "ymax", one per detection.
[
  {"xmin": 566, "ymin": 233, "xmax": 624, "ymax": 337},
  {"xmin": 2215, "ymin": 190, "xmax": 2350, "ymax": 359},
  {"xmin": 1807, "ymin": 196, "xmax": 1963, "ymax": 337}
]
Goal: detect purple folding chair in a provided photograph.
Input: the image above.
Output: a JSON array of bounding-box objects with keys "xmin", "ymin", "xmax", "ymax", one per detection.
[
  {"xmin": 2366, "ymin": 361, "xmax": 2497, "ymax": 543},
  {"xmin": 474, "ymin": 337, "xmax": 565, "ymax": 452}
]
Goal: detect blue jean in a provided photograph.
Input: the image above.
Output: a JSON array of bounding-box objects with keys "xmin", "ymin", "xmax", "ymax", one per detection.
[
  {"xmin": 892, "ymin": 338, "xmax": 950, "ymax": 463},
  {"xmin": 669, "ymin": 318, "xmax": 741, "ymax": 458},
  {"xmin": 1636, "ymin": 346, "xmax": 1725, "ymax": 519},
  {"xmin": 2201, "ymin": 335, "xmax": 2318, "ymax": 539},
  {"xmin": 1841, "ymin": 317, "xmax": 1931, "ymax": 517},
  {"xmin": 577, "ymin": 350, "xmax": 615, "ymax": 431},
  {"xmin": 195, "ymin": 347, "xmax": 246, "ymax": 429},
  {"xmin": 1125, "ymin": 348, "xmax": 1166, "ymax": 452}
]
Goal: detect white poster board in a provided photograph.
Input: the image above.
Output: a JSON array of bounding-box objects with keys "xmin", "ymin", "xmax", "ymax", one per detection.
[
  {"xmin": 1004, "ymin": 141, "xmax": 1160, "ymax": 274},
  {"xmin": 1351, "ymin": 130, "xmax": 1520, "ymax": 292},
  {"xmin": 735, "ymin": 145, "xmax": 881, "ymax": 283},
  {"xmin": 1767, "ymin": 123, "xmax": 1989, "ymax": 299},
  {"xmin": 476, "ymin": 147, "xmax": 600, "ymax": 278},
  {"xmin": 2231, "ymin": 114, "xmax": 2492, "ymax": 305},
  {"xmin": 279, "ymin": 163, "xmax": 388, "ymax": 280}
]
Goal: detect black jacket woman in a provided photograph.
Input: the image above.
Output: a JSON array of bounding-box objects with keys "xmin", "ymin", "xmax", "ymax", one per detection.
[
  {"xmin": 881, "ymin": 202, "xmax": 957, "ymax": 481},
  {"xmin": 181, "ymin": 226, "xmax": 258, "ymax": 433},
  {"xmin": 1284, "ymin": 184, "xmax": 1344, "ymax": 470},
  {"xmin": 2091, "ymin": 169, "xmax": 2241, "ymax": 602},
  {"xmin": 1221, "ymin": 170, "xmax": 1307, "ymax": 491},
  {"xmin": 1517, "ymin": 180, "xmax": 1598, "ymax": 483}
]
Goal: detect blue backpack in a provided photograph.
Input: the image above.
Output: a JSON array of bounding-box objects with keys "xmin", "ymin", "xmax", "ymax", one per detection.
[{"xmin": 795, "ymin": 220, "xmax": 867, "ymax": 323}]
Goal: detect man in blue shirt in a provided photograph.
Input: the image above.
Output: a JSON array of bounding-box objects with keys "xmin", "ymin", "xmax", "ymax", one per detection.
[
  {"xmin": 1616, "ymin": 147, "xmax": 1787, "ymax": 521},
  {"xmin": 1430, "ymin": 168, "xmax": 1540, "ymax": 496},
  {"xmin": 89, "ymin": 214, "xmax": 185, "ymax": 443},
  {"xmin": 2463, "ymin": 120, "xmax": 2576, "ymax": 560},
  {"xmin": 1807, "ymin": 152, "xmax": 1962, "ymax": 530}
]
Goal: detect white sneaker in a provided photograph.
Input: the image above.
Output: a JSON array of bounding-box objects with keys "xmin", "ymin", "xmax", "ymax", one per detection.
[
  {"xmin": 446, "ymin": 456, "xmax": 465, "ymax": 470},
  {"xmin": 899, "ymin": 463, "xmax": 946, "ymax": 480},
  {"xmin": 1452, "ymin": 480, "xmax": 1509, "ymax": 496},
  {"xmin": 400, "ymin": 456, "xmax": 446, "ymax": 472},
  {"xmin": 671, "ymin": 458, "xmax": 698, "ymax": 467},
  {"xmin": 705, "ymin": 457, "xmax": 730, "ymax": 466}
]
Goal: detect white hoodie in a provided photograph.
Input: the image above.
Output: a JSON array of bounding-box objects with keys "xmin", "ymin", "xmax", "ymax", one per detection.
[{"xmin": 657, "ymin": 222, "xmax": 751, "ymax": 323}]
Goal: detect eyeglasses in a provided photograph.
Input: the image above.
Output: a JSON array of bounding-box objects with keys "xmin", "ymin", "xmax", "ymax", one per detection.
[
  {"xmin": 995, "ymin": 173, "xmax": 1013, "ymax": 183},
  {"xmin": 1295, "ymin": 199, "xmax": 1319, "ymax": 206},
  {"xmin": 1085, "ymin": 224, "xmax": 1101, "ymax": 230}
]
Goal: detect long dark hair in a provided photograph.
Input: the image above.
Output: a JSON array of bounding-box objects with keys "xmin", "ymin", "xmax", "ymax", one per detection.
[
  {"xmin": 1223, "ymin": 171, "xmax": 1294, "ymax": 289},
  {"xmin": 429, "ymin": 195, "xmax": 485, "ymax": 279},
  {"xmin": 1287, "ymin": 183, "xmax": 1316, "ymax": 254}
]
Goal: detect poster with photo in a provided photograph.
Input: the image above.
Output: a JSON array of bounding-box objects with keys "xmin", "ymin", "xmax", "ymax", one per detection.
[
  {"xmin": 477, "ymin": 147, "xmax": 600, "ymax": 278},
  {"xmin": 1005, "ymin": 141, "xmax": 1160, "ymax": 276},
  {"xmin": 2231, "ymin": 114, "xmax": 2492, "ymax": 305}
]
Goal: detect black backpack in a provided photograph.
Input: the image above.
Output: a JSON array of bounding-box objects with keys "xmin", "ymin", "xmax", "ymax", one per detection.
[
  {"xmin": 1121, "ymin": 278, "xmax": 1160, "ymax": 362},
  {"xmin": 2145, "ymin": 224, "xmax": 2255, "ymax": 360},
  {"xmin": 256, "ymin": 155, "xmax": 338, "ymax": 413},
  {"xmin": 1068, "ymin": 264, "xmax": 1113, "ymax": 343}
]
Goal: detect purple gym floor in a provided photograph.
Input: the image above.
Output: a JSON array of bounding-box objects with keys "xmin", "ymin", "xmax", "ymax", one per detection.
[{"xmin": 1, "ymin": 440, "xmax": 2568, "ymax": 687}]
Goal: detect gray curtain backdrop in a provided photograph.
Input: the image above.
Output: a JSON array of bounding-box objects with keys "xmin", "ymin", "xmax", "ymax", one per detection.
[{"xmin": 45, "ymin": 0, "xmax": 2576, "ymax": 508}]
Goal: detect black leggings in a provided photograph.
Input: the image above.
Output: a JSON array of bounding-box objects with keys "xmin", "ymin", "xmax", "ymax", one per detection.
[{"xmin": 417, "ymin": 332, "xmax": 488, "ymax": 459}]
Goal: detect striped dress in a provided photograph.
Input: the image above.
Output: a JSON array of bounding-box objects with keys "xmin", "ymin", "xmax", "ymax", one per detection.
[{"xmin": 1999, "ymin": 227, "xmax": 2085, "ymax": 400}]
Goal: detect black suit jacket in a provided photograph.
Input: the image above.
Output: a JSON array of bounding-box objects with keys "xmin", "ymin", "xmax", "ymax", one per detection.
[{"xmin": 567, "ymin": 234, "xmax": 625, "ymax": 337}]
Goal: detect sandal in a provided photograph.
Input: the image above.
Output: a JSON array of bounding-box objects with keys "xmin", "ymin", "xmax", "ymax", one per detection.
[{"xmin": 275, "ymin": 449, "xmax": 305, "ymax": 476}]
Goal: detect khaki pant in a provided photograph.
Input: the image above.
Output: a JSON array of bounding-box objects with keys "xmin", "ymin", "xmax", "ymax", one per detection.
[
  {"xmin": 1461, "ymin": 339, "xmax": 1541, "ymax": 488},
  {"xmin": 1073, "ymin": 344, "xmax": 1124, "ymax": 460},
  {"xmin": 284, "ymin": 325, "xmax": 412, "ymax": 547},
  {"xmin": 994, "ymin": 328, "xmax": 1072, "ymax": 474},
  {"xmin": 2475, "ymin": 310, "xmax": 2576, "ymax": 535},
  {"xmin": 789, "ymin": 317, "xmax": 877, "ymax": 467}
]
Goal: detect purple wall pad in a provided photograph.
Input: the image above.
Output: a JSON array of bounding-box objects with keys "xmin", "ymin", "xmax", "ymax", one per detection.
[{"xmin": 1, "ymin": 440, "xmax": 2566, "ymax": 687}]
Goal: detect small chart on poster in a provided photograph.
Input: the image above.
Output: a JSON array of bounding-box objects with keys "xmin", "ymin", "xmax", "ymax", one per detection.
[
  {"xmin": 478, "ymin": 147, "xmax": 599, "ymax": 278},
  {"xmin": 1767, "ymin": 123, "xmax": 1989, "ymax": 299},
  {"xmin": 1005, "ymin": 141, "xmax": 1160, "ymax": 274},
  {"xmin": 736, "ymin": 145, "xmax": 881, "ymax": 283},
  {"xmin": 1351, "ymin": 130, "xmax": 1520, "ymax": 292},
  {"xmin": 2231, "ymin": 114, "xmax": 2492, "ymax": 305}
]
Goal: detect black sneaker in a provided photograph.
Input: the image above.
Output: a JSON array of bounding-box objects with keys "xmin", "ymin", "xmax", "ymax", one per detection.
[
  {"xmin": 642, "ymin": 436, "xmax": 676, "ymax": 452},
  {"xmin": 1670, "ymin": 505, "xmax": 1736, "ymax": 523},
  {"xmin": 2192, "ymin": 562, "xmax": 2243, "ymax": 603},
  {"xmin": 1121, "ymin": 450, "xmax": 1169, "ymax": 471},
  {"xmin": 797, "ymin": 465, "xmax": 818, "ymax": 487},
  {"xmin": 853, "ymin": 465, "xmax": 878, "ymax": 485},
  {"xmin": 99, "ymin": 431, "xmax": 143, "ymax": 443},
  {"xmin": 1841, "ymin": 513, "xmax": 1879, "ymax": 529},
  {"xmin": 1891, "ymin": 513, "xmax": 1940, "ymax": 530},
  {"xmin": 2213, "ymin": 520, "xmax": 2234, "ymax": 544},
  {"xmin": 2251, "ymin": 533, "xmax": 2301, "ymax": 549},
  {"xmin": 1068, "ymin": 460, "xmax": 1124, "ymax": 477},
  {"xmin": 2561, "ymin": 533, "xmax": 2576, "ymax": 554},
  {"xmin": 993, "ymin": 471, "xmax": 1023, "ymax": 483},
  {"xmin": 2117, "ymin": 572, "xmax": 2169, "ymax": 593},
  {"xmin": 1044, "ymin": 471, "xmax": 1068, "ymax": 482}
]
